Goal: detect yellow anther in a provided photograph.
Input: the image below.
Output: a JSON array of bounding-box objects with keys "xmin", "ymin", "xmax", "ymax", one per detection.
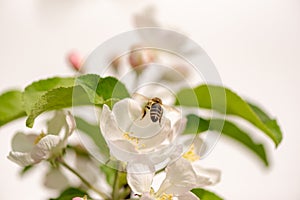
[
  {"xmin": 34, "ymin": 132, "xmax": 46, "ymax": 144},
  {"xmin": 150, "ymin": 188, "xmax": 155, "ymax": 196},
  {"xmin": 156, "ymin": 193, "xmax": 173, "ymax": 200},
  {"xmin": 182, "ymin": 144, "xmax": 200, "ymax": 162},
  {"xmin": 123, "ymin": 132, "xmax": 139, "ymax": 144}
]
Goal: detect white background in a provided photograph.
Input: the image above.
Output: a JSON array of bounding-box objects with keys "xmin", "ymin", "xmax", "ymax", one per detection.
[{"xmin": 0, "ymin": 0, "xmax": 300, "ymax": 199}]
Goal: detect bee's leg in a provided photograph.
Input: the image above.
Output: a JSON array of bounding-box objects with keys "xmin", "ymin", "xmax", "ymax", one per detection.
[
  {"xmin": 141, "ymin": 104, "xmax": 150, "ymax": 120},
  {"xmin": 159, "ymin": 116, "xmax": 162, "ymax": 126},
  {"xmin": 159, "ymin": 108, "xmax": 163, "ymax": 126},
  {"xmin": 141, "ymin": 109, "xmax": 147, "ymax": 120}
]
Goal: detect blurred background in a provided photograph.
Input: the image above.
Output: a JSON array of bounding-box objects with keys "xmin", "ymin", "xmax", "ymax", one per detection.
[{"xmin": 0, "ymin": 0, "xmax": 299, "ymax": 199}]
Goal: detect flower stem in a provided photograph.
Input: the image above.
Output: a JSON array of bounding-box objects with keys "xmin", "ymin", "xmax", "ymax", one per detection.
[
  {"xmin": 112, "ymin": 169, "xmax": 121, "ymax": 200},
  {"xmin": 57, "ymin": 158, "xmax": 110, "ymax": 200}
]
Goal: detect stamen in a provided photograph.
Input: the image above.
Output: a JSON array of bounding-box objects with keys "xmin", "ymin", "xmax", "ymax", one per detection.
[
  {"xmin": 150, "ymin": 188, "xmax": 155, "ymax": 196},
  {"xmin": 156, "ymin": 193, "xmax": 173, "ymax": 200},
  {"xmin": 34, "ymin": 132, "xmax": 46, "ymax": 144},
  {"xmin": 123, "ymin": 132, "xmax": 139, "ymax": 144},
  {"xmin": 182, "ymin": 144, "xmax": 200, "ymax": 162}
]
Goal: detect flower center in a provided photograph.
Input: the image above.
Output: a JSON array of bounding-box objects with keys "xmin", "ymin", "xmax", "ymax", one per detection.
[
  {"xmin": 182, "ymin": 144, "xmax": 200, "ymax": 162},
  {"xmin": 34, "ymin": 132, "xmax": 46, "ymax": 144},
  {"xmin": 123, "ymin": 132, "xmax": 139, "ymax": 144},
  {"xmin": 156, "ymin": 193, "xmax": 173, "ymax": 200}
]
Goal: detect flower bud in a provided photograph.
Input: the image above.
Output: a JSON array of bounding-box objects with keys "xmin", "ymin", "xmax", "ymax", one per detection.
[
  {"xmin": 72, "ymin": 196, "xmax": 87, "ymax": 200},
  {"xmin": 67, "ymin": 50, "xmax": 83, "ymax": 72},
  {"xmin": 129, "ymin": 45, "xmax": 156, "ymax": 73}
]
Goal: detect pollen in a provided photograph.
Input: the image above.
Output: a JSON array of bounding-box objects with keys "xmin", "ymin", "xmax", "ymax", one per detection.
[
  {"xmin": 150, "ymin": 188, "xmax": 155, "ymax": 195},
  {"xmin": 123, "ymin": 132, "xmax": 139, "ymax": 144},
  {"xmin": 34, "ymin": 132, "xmax": 46, "ymax": 144},
  {"xmin": 182, "ymin": 144, "xmax": 200, "ymax": 162},
  {"xmin": 156, "ymin": 193, "xmax": 173, "ymax": 200}
]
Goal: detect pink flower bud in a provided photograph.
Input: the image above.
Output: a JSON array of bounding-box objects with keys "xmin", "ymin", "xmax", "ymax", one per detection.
[
  {"xmin": 72, "ymin": 195, "xmax": 87, "ymax": 200},
  {"xmin": 67, "ymin": 50, "xmax": 83, "ymax": 71},
  {"xmin": 128, "ymin": 45, "xmax": 156, "ymax": 73},
  {"xmin": 72, "ymin": 198, "xmax": 83, "ymax": 200}
]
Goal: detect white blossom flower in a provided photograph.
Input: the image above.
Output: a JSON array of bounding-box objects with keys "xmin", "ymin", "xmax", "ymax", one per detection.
[
  {"xmin": 7, "ymin": 111, "xmax": 75, "ymax": 167},
  {"xmin": 127, "ymin": 137, "xmax": 221, "ymax": 200},
  {"xmin": 180, "ymin": 136, "xmax": 221, "ymax": 187},
  {"xmin": 100, "ymin": 95, "xmax": 186, "ymax": 170}
]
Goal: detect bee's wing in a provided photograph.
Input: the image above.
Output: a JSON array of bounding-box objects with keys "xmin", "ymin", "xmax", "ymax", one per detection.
[
  {"xmin": 132, "ymin": 93, "xmax": 150, "ymax": 103},
  {"xmin": 162, "ymin": 104, "xmax": 180, "ymax": 114}
]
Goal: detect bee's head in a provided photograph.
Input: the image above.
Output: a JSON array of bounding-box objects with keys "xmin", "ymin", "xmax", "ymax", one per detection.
[{"xmin": 152, "ymin": 97, "xmax": 162, "ymax": 104}]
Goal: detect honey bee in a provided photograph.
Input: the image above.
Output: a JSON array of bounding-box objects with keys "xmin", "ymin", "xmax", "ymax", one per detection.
[
  {"xmin": 132, "ymin": 93, "xmax": 179, "ymax": 125},
  {"xmin": 141, "ymin": 97, "xmax": 163, "ymax": 124}
]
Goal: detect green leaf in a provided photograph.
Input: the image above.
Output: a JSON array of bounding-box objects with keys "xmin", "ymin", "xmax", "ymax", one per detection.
[
  {"xmin": 23, "ymin": 77, "xmax": 75, "ymax": 115},
  {"xmin": 75, "ymin": 74, "xmax": 130, "ymax": 106},
  {"xmin": 184, "ymin": 114, "xmax": 269, "ymax": 166},
  {"xmin": 24, "ymin": 74, "xmax": 130, "ymax": 127},
  {"xmin": 47, "ymin": 111, "xmax": 69, "ymax": 135},
  {"xmin": 248, "ymin": 102, "xmax": 282, "ymax": 142},
  {"xmin": 176, "ymin": 85, "xmax": 282, "ymax": 147},
  {"xmin": 75, "ymin": 116, "xmax": 109, "ymax": 158},
  {"xmin": 0, "ymin": 90, "xmax": 26, "ymax": 127},
  {"xmin": 100, "ymin": 165, "xmax": 127, "ymax": 188},
  {"xmin": 191, "ymin": 188, "xmax": 223, "ymax": 200},
  {"xmin": 49, "ymin": 187, "xmax": 88, "ymax": 200},
  {"xmin": 100, "ymin": 165, "xmax": 117, "ymax": 187},
  {"xmin": 25, "ymin": 86, "xmax": 89, "ymax": 127}
]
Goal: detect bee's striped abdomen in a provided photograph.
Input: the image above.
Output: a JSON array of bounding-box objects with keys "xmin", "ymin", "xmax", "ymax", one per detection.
[{"xmin": 150, "ymin": 103, "xmax": 163, "ymax": 123}]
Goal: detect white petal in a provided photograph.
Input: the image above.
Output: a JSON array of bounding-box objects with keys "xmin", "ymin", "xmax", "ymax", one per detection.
[
  {"xmin": 177, "ymin": 191, "xmax": 199, "ymax": 200},
  {"xmin": 180, "ymin": 134, "xmax": 206, "ymax": 159},
  {"xmin": 172, "ymin": 117, "xmax": 187, "ymax": 138},
  {"xmin": 168, "ymin": 144, "xmax": 184, "ymax": 162},
  {"xmin": 11, "ymin": 132, "xmax": 36, "ymax": 152},
  {"xmin": 140, "ymin": 193, "xmax": 155, "ymax": 200},
  {"xmin": 127, "ymin": 162, "xmax": 154, "ymax": 194},
  {"xmin": 151, "ymin": 148, "xmax": 176, "ymax": 171},
  {"xmin": 157, "ymin": 158, "xmax": 197, "ymax": 196},
  {"xmin": 163, "ymin": 106, "xmax": 182, "ymax": 128},
  {"xmin": 44, "ymin": 168, "xmax": 69, "ymax": 190},
  {"xmin": 107, "ymin": 139, "xmax": 138, "ymax": 162},
  {"xmin": 127, "ymin": 112, "xmax": 166, "ymax": 139},
  {"xmin": 179, "ymin": 135, "xmax": 204, "ymax": 159},
  {"xmin": 193, "ymin": 136, "xmax": 205, "ymax": 157},
  {"xmin": 112, "ymin": 98, "xmax": 142, "ymax": 132},
  {"xmin": 139, "ymin": 143, "xmax": 177, "ymax": 171},
  {"xmin": 7, "ymin": 151, "xmax": 35, "ymax": 167},
  {"xmin": 100, "ymin": 105, "xmax": 124, "ymax": 141},
  {"xmin": 138, "ymin": 119, "xmax": 172, "ymax": 150},
  {"xmin": 30, "ymin": 135, "xmax": 61, "ymax": 162},
  {"xmin": 192, "ymin": 162, "xmax": 221, "ymax": 186},
  {"xmin": 66, "ymin": 111, "xmax": 76, "ymax": 136}
]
